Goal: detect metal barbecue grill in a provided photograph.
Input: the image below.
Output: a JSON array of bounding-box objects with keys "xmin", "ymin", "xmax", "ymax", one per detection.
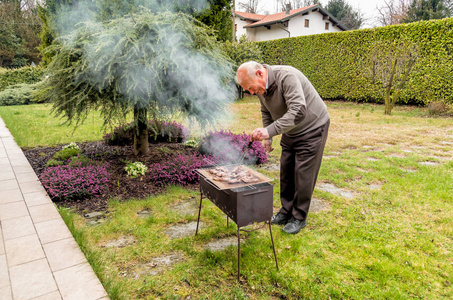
[{"xmin": 195, "ymin": 164, "xmax": 279, "ymax": 280}]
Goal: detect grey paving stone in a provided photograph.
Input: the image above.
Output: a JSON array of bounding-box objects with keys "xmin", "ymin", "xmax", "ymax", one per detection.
[
  {"xmin": 29, "ymin": 203, "xmax": 61, "ymax": 223},
  {"xmin": 19, "ymin": 180, "xmax": 43, "ymax": 194},
  {"xmin": 0, "ymin": 229, "xmax": 4, "ymax": 255},
  {"xmin": 316, "ymin": 183, "xmax": 354, "ymax": 199},
  {"xmin": 9, "ymin": 258, "xmax": 58, "ymax": 300},
  {"xmin": 419, "ymin": 161, "xmax": 439, "ymax": 166},
  {"xmin": 43, "ymin": 238, "xmax": 87, "ymax": 272},
  {"xmin": 16, "ymin": 172, "xmax": 39, "ymax": 184},
  {"xmin": 0, "ymin": 254, "xmax": 12, "ymax": 300},
  {"xmin": 35, "ymin": 219, "xmax": 73, "ymax": 245},
  {"xmin": 23, "ymin": 191, "xmax": 52, "ymax": 207},
  {"xmin": 0, "ymin": 201, "xmax": 29, "ymax": 220},
  {"xmin": 12, "ymin": 165, "xmax": 35, "ymax": 174},
  {"xmin": 5, "ymin": 234, "xmax": 45, "ymax": 267},
  {"xmin": 0, "ymin": 179, "xmax": 19, "ymax": 192},
  {"xmin": 0, "ymin": 189, "xmax": 24, "ymax": 205},
  {"xmin": 54, "ymin": 262, "xmax": 108, "ymax": 300},
  {"xmin": 0, "ymin": 170, "xmax": 15, "ymax": 181},
  {"xmin": 31, "ymin": 291, "xmax": 62, "ymax": 300},
  {"xmin": 1, "ymin": 215, "xmax": 36, "ymax": 241}
]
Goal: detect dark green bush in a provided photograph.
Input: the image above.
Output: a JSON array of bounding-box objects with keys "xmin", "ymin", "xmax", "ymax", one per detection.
[
  {"xmin": 0, "ymin": 66, "xmax": 44, "ymax": 92},
  {"xmin": 258, "ymin": 18, "xmax": 453, "ymax": 106},
  {"xmin": 0, "ymin": 83, "xmax": 44, "ymax": 106}
]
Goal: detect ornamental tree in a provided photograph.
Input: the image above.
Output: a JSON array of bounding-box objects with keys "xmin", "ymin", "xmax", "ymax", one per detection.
[{"xmin": 38, "ymin": 10, "xmax": 234, "ymax": 155}]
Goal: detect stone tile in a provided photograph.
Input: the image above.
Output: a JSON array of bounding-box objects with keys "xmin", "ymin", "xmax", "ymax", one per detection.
[
  {"xmin": 5, "ymin": 234, "xmax": 45, "ymax": 267},
  {"xmin": 0, "ymin": 254, "xmax": 13, "ymax": 300},
  {"xmin": 0, "ymin": 229, "xmax": 4, "ymax": 255},
  {"xmin": 19, "ymin": 180, "xmax": 43, "ymax": 194},
  {"xmin": 35, "ymin": 219, "xmax": 73, "ymax": 245},
  {"xmin": 12, "ymin": 165, "xmax": 35, "ymax": 174},
  {"xmin": 9, "ymin": 258, "xmax": 58, "ymax": 300},
  {"xmin": 0, "ymin": 156, "xmax": 10, "ymax": 164},
  {"xmin": 43, "ymin": 238, "xmax": 87, "ymax": 272},
  {"xmin": 9, "ymin": 158, "xmax": 30, "ymax": 167},
  {"xmin": 7, "ymin": 153, "xmax": 27, "ymax": 161},
  {"xmin": 1, "ymin": 216, "xmax": 35, "ymax": 241},
  {"xmin": 0, "ymin": 163, "xmax": 13, "ymax": 171},
  {"xmin": 16, "ymin": 171, "xmax": 39, "ymax": 184},
  {"xmin": 31, "ymin": 291, "xmax": 62, "ymax": 300},
  {"xmin": 23, "ymin": 191, "xmax": 52, "ymax": 207},
  {"xmin": 0, "ymin": 189, "xmax": 24, "ymax": 205},
  {"xmin": 0, "ymin": 201, "xmax": 29, "ymax": 220},
  {"xmin": 29, "ymin": 203, "xmax": 61, "ymax": 224},
  {"xmin": 54, "ymin": 262, "xmax": 107, "ymax": 300},
  {"xmin": 0, "ymin": 170, "xmax": 15, "ymax": 181},
  {"xmin": 0, "ymin": 179, "xmax": 19, "ymax": 192}
]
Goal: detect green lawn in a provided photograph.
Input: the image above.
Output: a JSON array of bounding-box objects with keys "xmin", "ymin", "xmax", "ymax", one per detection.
[{"xmin": 1, "ymin": 99, "xmax": 452, "ymax": 299}]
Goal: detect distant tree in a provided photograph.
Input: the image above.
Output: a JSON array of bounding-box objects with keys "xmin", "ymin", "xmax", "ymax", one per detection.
[
  {"xmin": 403, "ymin": 0, "xmax": 450, "ymax": 22},
  {"xmin": 274, "ymin": 0, "xmax": 320, "ymax": 12},
  {"xmin": 221, "ymin": 35, "xmax": 263, "ymax": 99},
  {"xmin": 324, "ymin": 0, "xmax": 363, "ymax": 29},
  {"xmin": 377, "ymin": 0, "xmax": 412, "ymax": 26},
  {"xmin": 0, "ymin": 0, "xmax": 42, "ymax": 67},
  {"xmin": 37, "ymin": 11, "xmax": 234, "ymax": 155},
  {"xmin": 194, "ymin": 0, "xmax": 233, "ymax": 42},
  {"xmin": 238, "ymin": 0, "xmax": 261, "ymax": 13},
  {"xmin": 366, "ymin": 39, "xmax": 419, "ymax": 115}
]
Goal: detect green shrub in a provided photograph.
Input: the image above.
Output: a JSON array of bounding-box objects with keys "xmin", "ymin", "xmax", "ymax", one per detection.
[
  {"xmin": 53, "ymin": 147, "xmax": 81, "ymax": 161},
  {"xmin": 0, "ymin": 66, "xmax": 44, "ymax": 92},
  {"xmin": 0, "ymin": 83, "xmax": 45, "ymax": 106},
  {"xmin": 45, "ymin": 159, "xmax": 64, "ymax": 167},
  {"xmin": 258, "ymin": 18, "xmax": 453, "ymax": 106},
  {"xmin": 125, "ymin": 161, "xmax": 148, "ymax": 178}
]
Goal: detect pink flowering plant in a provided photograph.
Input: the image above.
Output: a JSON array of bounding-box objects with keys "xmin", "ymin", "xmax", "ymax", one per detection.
[
  {"xmin": 148, "ymin": 153, "xmax": 216, "ymax": 186},
  {"xmin": 39, "ymin": 162, "xmax": 111, "ymax": 201},
  {"xmin": 199, "ymin": 130, "xmax": 268, "ymax": 165}
]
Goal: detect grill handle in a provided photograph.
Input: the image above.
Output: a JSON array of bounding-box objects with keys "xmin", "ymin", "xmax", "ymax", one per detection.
[{"xmin": 243, "ymin": 189, "xmax": 268, "ymax": 196}]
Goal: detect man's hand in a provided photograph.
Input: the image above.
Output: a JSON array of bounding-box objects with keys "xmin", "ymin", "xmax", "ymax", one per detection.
[
  {"xmin": 251, "ymin": 128, "xmax": 269, "ymax": 141},
  {"xmin": 263, "ymin": 139, "xmax": 274, "ymax": 153}
]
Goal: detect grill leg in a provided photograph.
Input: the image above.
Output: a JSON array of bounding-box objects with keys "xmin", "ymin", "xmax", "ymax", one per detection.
[
  {"xmin": 195, "ymin": 189, "xmax": 203, "ymax": 236},
  {"xmin": 269, "ymin": 220, "xmax": 279, "ymax": 270},
  {"xmin": 227, "ymin": 216, "xmax": 229, "ymax": 228},
  {"xmin": 237, "ymin": 227, "xmax": 241, "ymax": 281}
]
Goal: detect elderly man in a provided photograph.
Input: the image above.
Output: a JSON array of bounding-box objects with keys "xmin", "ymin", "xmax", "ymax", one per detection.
[{"xmin": 236, "ymin": 61, "xmax": 330, "ymax": 234}]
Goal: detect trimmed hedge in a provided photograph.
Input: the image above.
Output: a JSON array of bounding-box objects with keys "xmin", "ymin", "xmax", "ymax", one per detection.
[
  {"xmin": 0, "ymin": 83, "xmax": 45, "ymax": 106},
  {"xmin": 0, "ymin": 66, "xmax": 44, "ymax": 92},
  {"xmin": 258, "ymin": 18, "xmax": 453, "ymax": 106}
]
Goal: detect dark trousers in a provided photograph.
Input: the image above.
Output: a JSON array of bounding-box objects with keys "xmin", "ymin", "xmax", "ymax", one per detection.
[{"xmin": 279, "ymin": 120, "xmax": 330, "ymax": 221}]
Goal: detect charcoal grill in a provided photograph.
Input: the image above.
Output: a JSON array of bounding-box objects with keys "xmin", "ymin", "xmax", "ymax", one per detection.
[{"xmin": 195, "ymin": 165, "xmax": 279, "ymax": 281}]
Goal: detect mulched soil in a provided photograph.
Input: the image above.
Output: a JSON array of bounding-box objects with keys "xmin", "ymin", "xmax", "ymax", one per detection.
[{"xmin": 23, "ymin": 141, "xmax": 200, "ymax": 213}]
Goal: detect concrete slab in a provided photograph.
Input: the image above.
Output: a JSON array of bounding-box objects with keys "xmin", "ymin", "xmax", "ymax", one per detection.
[
  {"xmin": 43, "ymin": 238, "xmax": 87, "ymax": 272},
  {"xmin": 29, "ymin": 203, "xmax": 61, "ymax": 224},
  {"xmin": 35, "ymin": 219, "xmax": 73, "ymax": 245},
  {"xmin": 1, "ymin": 216, "xmax": 36, "ymax": 241},
  {"xmin": 0, "ymin": 179, "xmax": 20, "ymax": 192},
  {"xmin": 54, "ymin": 262, "xmax": 108, "ymax": 300},
  {"xmin": 0, "ymin": 254, "xmax": 12, "ymax": 300},
  {"xmin": 23, "ymin": 191, "xmax": 52, "ymax": 207},
  {"xmin": 0, "ymin": 189, "xmax": 24, "ymax": 205},
  {"xmin": 0, "ymin": 201, "xmax": 29, "ymax": 220},
  {"xmin": 5, "ymin": 234, "xmax": 46, "ymax": 267},
  {"xmin": 9, "ymin": 258, "xmax": 58, "ymax": 300}
]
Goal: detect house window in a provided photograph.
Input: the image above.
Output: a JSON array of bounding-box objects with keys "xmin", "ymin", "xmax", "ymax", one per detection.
[
  {"xmin": 325, "ymin": 22, "xmax": 329, "ymax": 30},
  {"xmin": 304, "ymin": 19, "xmax": 309, "ymax": 27}
]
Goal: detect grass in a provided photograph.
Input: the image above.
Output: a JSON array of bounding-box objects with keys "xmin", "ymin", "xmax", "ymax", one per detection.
[{"xmin": 1, "ymin": 99, "xmax": 452, "ymax": 299}]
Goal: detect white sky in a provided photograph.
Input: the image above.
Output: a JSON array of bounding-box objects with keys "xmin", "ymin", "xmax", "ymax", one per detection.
[{"xmin": 252, "ymin": 0, "xmax": 388, "ymax": 28}]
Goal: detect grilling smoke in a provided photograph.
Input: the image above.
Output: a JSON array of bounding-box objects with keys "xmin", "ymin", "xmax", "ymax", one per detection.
[{"xmin": 53, "ymin": 0, "xmax": 235, "ymax": 127}]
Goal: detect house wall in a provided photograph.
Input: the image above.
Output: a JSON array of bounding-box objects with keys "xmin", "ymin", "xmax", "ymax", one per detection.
[
  {"xmin": 241, "ymin": 11, "xmax": 343, "ymax": 42},
  {"xmin": 235, "ymin": 17, "xmax": 254, "ymax": 41}
]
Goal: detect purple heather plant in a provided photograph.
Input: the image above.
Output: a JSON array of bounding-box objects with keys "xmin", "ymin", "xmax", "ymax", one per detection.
[
  {"xmin": 199, "ymin": 130, "xmax": 268, "ymax": 165},
  {"xmin": 39, "ymin": 162, "xmax": 111, "ymax": 201},
  {"xmin": 148, "ymin": 153, "xmax": 216, "ymax": 186}
]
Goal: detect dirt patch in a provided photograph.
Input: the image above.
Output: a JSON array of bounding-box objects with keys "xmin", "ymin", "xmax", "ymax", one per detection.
[
  {"xmin": 205, "ymin": 237, "xmax": 244, "ymax": 252},
  {"xmin": 121, "ymin": 252, "xmax": 185, "ymax": 278},
  {"xmin": 169, "ymin": 198, "xmax": 199, "ymax": 216},
  {"xmin": 310, "ymin": 198, "xmax": 330, "ymax": 213},
  {"xmin": 23, "ymin": 141, "xmax": 200, "ymax": 213},
  {"xmin": 103, "ymin": 235, "xmax": 137, "ymax": 248},
  {"xmin": 165, "ymin": 222, "xmax": 203, "ymax": 239}
]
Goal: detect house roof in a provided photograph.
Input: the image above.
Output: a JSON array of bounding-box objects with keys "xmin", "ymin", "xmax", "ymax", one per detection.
[{"xmin": 236, "ymin": 4, "xmax": 348, "ymax": 31}]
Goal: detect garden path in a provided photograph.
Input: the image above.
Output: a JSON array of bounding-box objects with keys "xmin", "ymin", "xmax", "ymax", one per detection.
[{"xmin": 0, "ymin": 117, "xmax": 109, "ymax": 300}]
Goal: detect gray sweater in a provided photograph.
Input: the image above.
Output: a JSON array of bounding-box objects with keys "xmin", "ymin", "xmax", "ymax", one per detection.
[{"xmin": 258, "ymin": 65, "xmax": 330, "ymax": 138}]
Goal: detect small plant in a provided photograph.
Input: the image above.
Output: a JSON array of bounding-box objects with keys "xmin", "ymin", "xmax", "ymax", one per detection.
[
  {"xmin": 53, "ymin": 147, "xmax": 81, "ymax": 161},
  {"xmin": 125, "ymin": 161, "xmax": 148, "ymax": 178},
  {"xmin": 184, "ymin": 139, "xmax": 199, "ymax": 148},
  {"xmin": 45, "ymin": 159, "xmax": 63, "ymax": 167},
  {"xmin": 62, "ymin": 142, "xmax": 80, "ymax": 151}
]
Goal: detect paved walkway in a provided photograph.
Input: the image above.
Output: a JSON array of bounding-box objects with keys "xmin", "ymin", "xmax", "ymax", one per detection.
[{"xmin": 0, "ymin": 117, "xmax": 109, "ymax": 300}]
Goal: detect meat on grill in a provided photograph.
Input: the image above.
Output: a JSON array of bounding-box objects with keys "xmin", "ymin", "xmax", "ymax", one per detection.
[{"xmin": 209, "ymin": 166, "xmax": 259, "ymax": 184}]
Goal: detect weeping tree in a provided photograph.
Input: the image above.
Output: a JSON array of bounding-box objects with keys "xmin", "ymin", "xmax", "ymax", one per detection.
[
  {"xmin": 366, "ymin": 39, "xmax": 419, "ymax": 115},
  {"xmin": 37, "ymin": 10, "xmax": 234, "ymax": 155}
]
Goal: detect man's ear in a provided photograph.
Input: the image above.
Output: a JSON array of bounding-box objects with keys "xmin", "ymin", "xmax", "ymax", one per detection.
[{"xmin": 256, "ymin": 70, "xmax": 263, "ymax": 78}]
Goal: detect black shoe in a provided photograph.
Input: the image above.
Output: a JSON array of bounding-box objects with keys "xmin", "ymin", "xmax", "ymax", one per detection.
[
  {"xmin": 282, "ymin": 217, "xmax": 306, "ymax": 234},
  {"xmin": 271, "ymin": 212, "xmax": 291, "ymax": 225}
]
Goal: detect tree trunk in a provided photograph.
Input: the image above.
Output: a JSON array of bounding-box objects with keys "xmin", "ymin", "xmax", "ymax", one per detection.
[{"xmin": 133, "ymin": 106, "xmax": 149, "ymax": 155}]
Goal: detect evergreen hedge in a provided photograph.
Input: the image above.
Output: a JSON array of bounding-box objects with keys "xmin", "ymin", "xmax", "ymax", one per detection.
[
  {"xmin": 258, "ymin": 18, "xmax": 453, "ymax": 106},
  {"xmin": 0, "ymin": 66, "xmax": 45, "ymax": 92}
]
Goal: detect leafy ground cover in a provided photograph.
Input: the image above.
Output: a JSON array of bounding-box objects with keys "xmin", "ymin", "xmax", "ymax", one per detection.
[{"xmin": 0, "ymin": 99, "xmax": 452, "ymax": 299}]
